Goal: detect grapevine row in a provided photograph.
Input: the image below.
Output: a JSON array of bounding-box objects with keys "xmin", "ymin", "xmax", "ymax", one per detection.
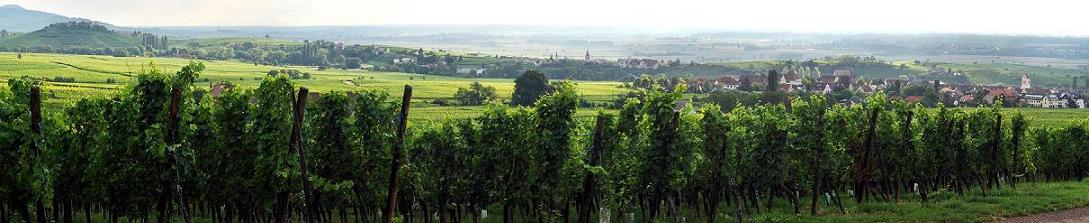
[{"xmin": 2, "ymin": 64, "xmax": 1088, "ymax": 223}]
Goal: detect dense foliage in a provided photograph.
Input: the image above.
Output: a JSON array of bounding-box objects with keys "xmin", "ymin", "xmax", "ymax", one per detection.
[
  {"xmin": 453, "ymin": 82, "xmax": 497, "ymax": 106},
  {"xmin": 3, "ymin": 64, "xmax": 1089, "ymax": 223},
  {"xmin": 510, "ymin": 70, "xmax": 550, "ymax": 106}
]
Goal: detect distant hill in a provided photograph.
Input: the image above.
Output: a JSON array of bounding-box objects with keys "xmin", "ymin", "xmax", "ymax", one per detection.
[
  {"xmin": 0, "ymin": 21, "xmax": 138, "ymax": 48},
  {"xmin": 0, "ymin": 5, "xmax": 117, "ymax": 33}
]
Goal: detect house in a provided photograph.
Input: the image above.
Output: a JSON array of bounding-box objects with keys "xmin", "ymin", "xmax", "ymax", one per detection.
[
  {"xmin": 714, "ymin": 76, "xmax": 740, "ymax": 90},
  {"xmin": 393, "ymin": 57, "xmax": 416, "ymax": 64},
  {"xmin": 738, "ymin": 74, "xmax": 766, "ymax": 88},
  {"xmin": 818, "ymin": 83, "xmax": 834, "ymax": 94},
  {"xmin": 905, "ymin": 96, "xmax": 923, "ymax": 103},
  {"xmin": 778, "ymin": 83, "xmax": 796, "ymax": 92},
  {"xmin": 1044, "ymin": 95, "xmax": 1066, "ymax": 108},
  {"xmin": 984, "ymin": 87, "xmax": 1018, "ymax": 105},
  {"xmin": 1022, "ymin": 94, "xmax": 1065, "ymax": 108},
  {"xmin": 1019, "ymin": 87, "xmax": 1063, "ymax": 108},
  {"xmin": 209, "ymin": 82, "xmax": 234, "ymax": 98},
  {"xmin": 1020, "ymin": 88, "xmax": 1054, "ymax": 96},
  {"xmin": 817, "ymin": 73, "xmax": 855, "ymax": 91},
  {"xmin": 687, "ymin": 79, "xmax": 707, "ymax": 93},
  {"xmin": 833, "ymin": 69, "xmax": 853, "ymax": 76},
  {"xmin": 857, "ymin": 83, "xmax": 876, "ymax": 94},
  {"xmin": 780, "ymin": 71, "xmax": 805, "ymax": 91},
  {"xmin": 456, "ymin": 67, "xmax": 487, "ymax": 75},
  {"xmin": 781, "ymin": 71, "xmax": 802, "ymax": 85},
  {"xmin": 958, "ymin": 95, "xmax": 975, "ymax": 106},
  {"xmin": 617, "ymin": 59, "xmax": 663, "ymax": 69}
]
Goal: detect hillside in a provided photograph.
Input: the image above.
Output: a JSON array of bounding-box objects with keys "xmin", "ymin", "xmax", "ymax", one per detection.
[
  {"xmin": 0, "ymin": 4, "xmax": 116, "ymax": 32},
  {"xmin": 0, "ymin": 52, "xmax": 628, "ymax": 117},
  {"xmin": 0, "ymin": 21, "xmax": 138, "ymax": 49}
]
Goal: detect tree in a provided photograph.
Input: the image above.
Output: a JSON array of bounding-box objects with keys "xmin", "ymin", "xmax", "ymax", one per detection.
[
  {"xmin": 454, "ymin": 82, "xmax": 498, "ymax": 105},
  {"xmin": 766, "ymin": 70, "xmax": 781, "ymax": 92},
  {"xmin": 511, "ymin": 70, "xmax": 550, "ymax": 106},
  {"xmin": 345, "ymin": 57, "xmax": 363, "ymax": 69},
  {"xmin": 705, "ymin": 90, "xmax": 757, "ymax": 112}
]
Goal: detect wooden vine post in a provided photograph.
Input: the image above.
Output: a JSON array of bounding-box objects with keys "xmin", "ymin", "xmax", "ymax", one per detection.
[
  {"xmin": 577, "ymin": 115, "xmax": 606, "ymax": 223},
  {"xmin": 384, "ymin": 85, "xmax": 413, "ymax": 223},
  {"xmin": 990, "ymin": 113, "xmax": 1002, "ymax": 190},
  {"xmin": 809, "ymin": 109, "xmax": 826, "ymax": 215},
  {"xmin": 30, "ymin": 86, "xmax": 47, "ymax": 223},
  {"xmin": 166, "ymin": 88, "xmax": 192, "ymax": 223},
  {"xmin": 29, "ymin": 86, "xmax": 41, "ymax": 159},
  {"xmin": 292, "ymin": 87, "xmax": 313, "ymax": 223},
  {"xmin": 854, "ymin": 107, "xmax": 879, "ymax": 204}
]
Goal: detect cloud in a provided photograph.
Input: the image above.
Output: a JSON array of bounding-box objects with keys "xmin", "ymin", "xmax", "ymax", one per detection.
[{"xmin": 1, "ymin": 0, "xmax": 1085, "ymax": 35}]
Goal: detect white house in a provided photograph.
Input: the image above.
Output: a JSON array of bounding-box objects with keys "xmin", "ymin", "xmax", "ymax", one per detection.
[
  {"xmin": 393, "ymin": 57, "xmax": 416, "ymax": 64},
  {"xmin": 1024, "ymin": 94, "xmax": 1066, "ymax": 108},
  {"xmin": 456, "ymin": 68, "xmax": 486, "ymax": 75}
]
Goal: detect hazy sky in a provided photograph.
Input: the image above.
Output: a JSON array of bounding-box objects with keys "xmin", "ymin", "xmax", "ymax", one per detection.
[{"xmin": 2, "ymin": 0, "xmax": 1087, "ymax": 36}]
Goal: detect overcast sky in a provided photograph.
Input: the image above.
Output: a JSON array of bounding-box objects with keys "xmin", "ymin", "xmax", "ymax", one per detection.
[{"xmin": 2, "ymin": 0, "xmax": 1086, "ymax": 36}]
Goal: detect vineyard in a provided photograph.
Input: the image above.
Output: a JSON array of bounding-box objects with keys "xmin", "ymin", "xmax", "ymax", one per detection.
[{"xmin": 3, "ymin": 62, "xmax": 1089, "ymax": 223}]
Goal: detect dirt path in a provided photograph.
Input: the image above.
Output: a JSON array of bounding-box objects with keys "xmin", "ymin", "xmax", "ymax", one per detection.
[{"xmin": 997, "ymin": 207, "xmax": 1089, "ymax": 223}]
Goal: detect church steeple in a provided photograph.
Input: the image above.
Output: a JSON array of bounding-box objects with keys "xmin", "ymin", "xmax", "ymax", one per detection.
[
  {"xmin": 585, "ymin": 50, "xmax": 591, "ymax": 61},
  {"xmin": 1022, "ymin": 73, "xmax": 1032, "ymax": 89}
]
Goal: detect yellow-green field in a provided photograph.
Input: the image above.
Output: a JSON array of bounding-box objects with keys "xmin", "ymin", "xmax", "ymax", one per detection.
[
  {"xmin": 3, "ymin": 53, "xmax": 1088, "ymax": 123},
  {"xmin": 996, "ymin": 108, "xmax": 1089, "ymax": 127},
  {"xmin": 0, "ymin": 53, "xmax": 629, "ymax": 120}
]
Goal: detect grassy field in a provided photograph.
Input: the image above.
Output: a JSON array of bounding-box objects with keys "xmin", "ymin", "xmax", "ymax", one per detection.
[
  {"xmin": 171, "ymin": 37, "xmax": 304, "ymax": 47},
  {"xmin": 3, "ymin": 52, "xmax": 1088, "ymax": 124},
  {"xmin": 995, "ymin": 108, "xmax": 1089, "ymax": 127},
  {"xmin": 41, "ymin": 180, "xmax": 1089, "ymax": 223},
  {"xmin": 0, "ymin": 52, "xmax": 629, "ymax": 120},
  {"xmin": 935, "ymin": 62, "xmax": 1082, "ymax": 87},
  {"xmin": 749, "ymin": 180, "xmax": 1089, "ymax": 222}
]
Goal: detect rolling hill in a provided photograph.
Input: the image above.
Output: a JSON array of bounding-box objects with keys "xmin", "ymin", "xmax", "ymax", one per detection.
[
  {"xmin": 0, "ymin": 21, "xmax": 139, "ymax": 48},
  {"xmin": 0, "ymin": 4, "xmax": 117, "ymax": 33}
]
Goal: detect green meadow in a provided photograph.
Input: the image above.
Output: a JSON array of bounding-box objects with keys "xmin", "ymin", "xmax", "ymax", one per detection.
[
  {"xmin": 3, "ymin": 52, "xmax": 1088, "ymax": 123},
  {"xmin": 935, "ymin": 62, "xmax": 1083, "ymax": 87},
  {"xmin": 0, "ymin": 52, "xmax": 629, "ymax": 120}
]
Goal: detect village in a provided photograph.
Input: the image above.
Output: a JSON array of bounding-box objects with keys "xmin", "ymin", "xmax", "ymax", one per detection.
[
  {"xmin": 684, "ymin": 70, "xmax": 1086, "ymax": 109},
  {"xmin": 393, "ymin": 48, "xmax": 1087, "ymax": 109}
]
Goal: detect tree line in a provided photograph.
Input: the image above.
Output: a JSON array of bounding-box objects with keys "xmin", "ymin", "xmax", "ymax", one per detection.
[{"xmin": 2, "ymin": 65, "xmax": 1089, "ymax": 223}]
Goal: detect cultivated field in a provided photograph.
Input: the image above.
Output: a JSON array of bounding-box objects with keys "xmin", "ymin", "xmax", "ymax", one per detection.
[
  {"xmin": 0, "ymin": 52, "xmax": 628, "ymax": 120},
  {"xmin": 3, "ymin": 52, "xmax": 1088, "ymax": 123}
]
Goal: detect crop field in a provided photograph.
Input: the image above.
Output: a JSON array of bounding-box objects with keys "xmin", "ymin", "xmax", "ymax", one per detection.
[
  {"xmin": 0, "ymin": 52, "xmax": 629, "ymax": 119},
  {"xmin": 3, "ymin": 53, "xmax": 1088, "ymax": 123},
  {"xmin": 935, "ymin": 62, "xmax": 1083, "ymax": 87},
  {"xmin": 994, "ymin": 108, "xmax": 1089, "ymax": 126}
]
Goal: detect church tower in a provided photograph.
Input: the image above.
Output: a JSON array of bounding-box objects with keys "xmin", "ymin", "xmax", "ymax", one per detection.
[
  {"xmin": 1021, "ymin": 74, "xmax": 1032, "ymax": 89},
  {"xmin": 585, "ymin": 50, "xmax": 591, "ymax": 61}
]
